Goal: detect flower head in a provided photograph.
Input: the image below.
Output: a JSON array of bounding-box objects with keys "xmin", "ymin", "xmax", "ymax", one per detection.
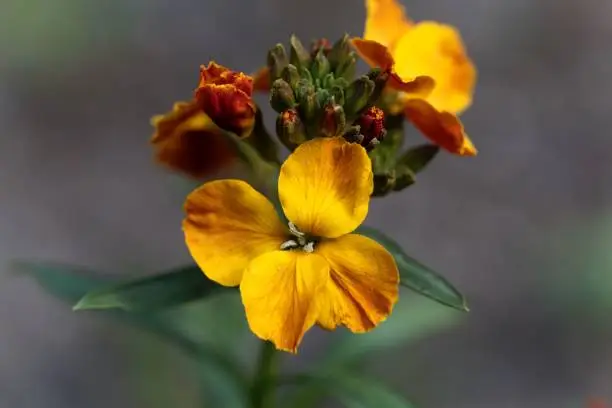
[
  {"xmin": 351, "ymin": 0, "xmax": 477, "ymax": 156},
  {"xmin": 183, "ymin": 137, "xmax": 399, "ymax": 352},
  {"xmin": 151, "ymin": 62, "xmax": 256, "ymax": 178}
]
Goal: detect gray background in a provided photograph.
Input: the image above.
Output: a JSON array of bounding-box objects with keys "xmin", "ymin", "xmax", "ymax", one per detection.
[{"xmin": 1, "ymin": 0, "xmax": 611, "ymax": 407}]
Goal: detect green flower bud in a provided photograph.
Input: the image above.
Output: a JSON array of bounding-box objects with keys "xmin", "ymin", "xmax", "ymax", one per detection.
[
  {"xmin": 334, "ymin": 52, "xmax": 357, "ymax": 81},
  {"xmin": 344, "ymin": 76, "xmax": 375, "ymax": 119},
  {"xmin": 294, "ymin": 79, "xmax": 317, "ymax": 123},
  {"xmin": 311, "ymin": 49, "xmax": 331, "ymax": 80},
  {"xmin": 281, "ymin": 64, "xmax": 300, "ymax": 89},
  {"xmin": 328, "ymin": 34, "xmax": 351, "ymax": 72},
  {"xmin": 276, "ymin": 109, "xmax": 307, "ymax": 150},
  {"xmin": 267, "ymin": 44, "xmax": 288, "ymax": 82},
  {"xmin": 289, "ymin": 35, "xmax": 311, "ymax": 69},
  {"xmin": 329, "ymin": 85, "xmax": 345, "ymax": 106},
  {"xmin": 270, "ymin": 79, "xmax": 296, "ymax": 113},
  {"xmin": 366, "ymin": 69, "xmax": 390, "ymax": 106},
  {"xmin": 320, "ymin": 104, "xmax": 346, "ymax": 137}
]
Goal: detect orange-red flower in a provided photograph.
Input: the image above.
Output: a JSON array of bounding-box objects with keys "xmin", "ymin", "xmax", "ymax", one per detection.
[
  {"xmin": 151, "ymin": 62, "xmax": 256, "ymax": 178},
  {"xmin": 352, "ymin": 0, "xmax": 478, "ymax": 156}
]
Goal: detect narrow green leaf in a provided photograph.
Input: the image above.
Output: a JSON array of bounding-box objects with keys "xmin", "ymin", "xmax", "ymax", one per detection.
[
  {"xmin": 397, "ymin": 144, "xmax": 440, "ymax": 174},
  {"xmin": 283, "ymin": 372, "xmax": 415, "ymax": 408},
  {"xmin": 357, "ymin": 227, "xmax": 469, "ymax": 311},
  {"xmin": 16, "ymin": 261, "xmax": 250, "ymax": 407},
  {"xmin": 325, "ymin": 297, "xmax": 463, "ymax": 364},
  {"xmin": 74, "ymin": 265, "xmax": 228, "ymax": 312},
  {"xmin": 12, "ymin": 261, "xmax": 110, "ymax": 302}
]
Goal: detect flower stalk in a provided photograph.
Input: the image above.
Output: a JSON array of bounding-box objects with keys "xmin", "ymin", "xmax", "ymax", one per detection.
[{"xmin": 250, "ymin": 341, "xmax": 279, "ymax": 408}]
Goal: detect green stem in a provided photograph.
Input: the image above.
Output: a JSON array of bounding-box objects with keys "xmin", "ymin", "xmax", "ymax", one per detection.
[{"xmin": 250, "ymin": 341, "xmax": 279, "ymax": 408}]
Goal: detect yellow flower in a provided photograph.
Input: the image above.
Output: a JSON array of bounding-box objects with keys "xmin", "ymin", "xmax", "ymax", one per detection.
[
  {"xmin": 183, "ymin": 137, "xmax": 399, "ymax": 353},
  {"xmin": 353, "ymin": 0, "xmax": 478, "ymax": 156}
]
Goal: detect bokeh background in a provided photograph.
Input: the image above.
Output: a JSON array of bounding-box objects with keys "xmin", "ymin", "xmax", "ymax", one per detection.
[{"xmin": 2, "ymin": 0, "xmax": 612, "ymax": 407}]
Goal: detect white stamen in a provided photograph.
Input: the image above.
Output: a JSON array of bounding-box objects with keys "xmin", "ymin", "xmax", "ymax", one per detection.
[
  {"xmin": 288, "ymin": 222, "xmax": 305, "ymax": 237},
  {"xmin": 303, "ymin": 241, "xmax": 315, "ymax": 253},
  {"xmin": 280, "ymin": 239, "xmax": 299, "ymax": 250}
]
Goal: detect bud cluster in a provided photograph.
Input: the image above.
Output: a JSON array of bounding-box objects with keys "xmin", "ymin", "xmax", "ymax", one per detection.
[{"xmin": 268, "ymin": 35, "xmax": 388, "ymax": 151}]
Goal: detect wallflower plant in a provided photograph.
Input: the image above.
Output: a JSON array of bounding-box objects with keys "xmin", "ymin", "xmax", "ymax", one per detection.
[{"xmin": 19, "ymin": 1, "xmax": 477, "ymax": 407}]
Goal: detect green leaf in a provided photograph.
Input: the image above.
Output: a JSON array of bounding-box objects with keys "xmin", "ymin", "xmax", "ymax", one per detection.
[
  {"xmin": 325, "ymin": 297, "xmax": 463, "ymax": 364},
  {"xmin": 12, "ymin": 261, "xmax": 110, "ymax": 302},
  {"xmin": 283, "ymin": 372, "xmax": 415, "ymax": 408},
  {"xmin": 357, "ymin": 227, "xmax": 469, "ymax": 312},
  {"xmin": 15, "ymin": 261, "xmax": 250, "ymax": 407},
  {"xmin": 74, "ymin": 265, "xmax": 228, "ymax": 312},
  {"xmin": 396, "ymin": 144, "xmax": 439, "ymax": 174}
]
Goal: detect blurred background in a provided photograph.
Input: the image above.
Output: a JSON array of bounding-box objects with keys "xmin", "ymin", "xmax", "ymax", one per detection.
[{"xmin": 1, "ymin": 0, "xmax": 611, "ymax": 407}]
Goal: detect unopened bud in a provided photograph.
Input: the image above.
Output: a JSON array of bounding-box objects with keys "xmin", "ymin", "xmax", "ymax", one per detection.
[
  {"xmin": 366, "ymin": 69, "xmax": 390, "ymax": 106},
  {"xmin": 295, "ymin": 80, "xmax": 317, "ymax": 123},
  {"xmin": 329, "ymin": 85, "xmax": 345, "ymax": 106},
  {"xmin": 311, "ymin": 38, "xmax": 332, "ymax": 56},
  {"xmin": 344, "ymin": 76, "xmax": 375, "ymax": 119},
  {"xmin": 289, "ymin": 35, "xmax": 311, "ymax": 69},
  {"xmin": 276, "ymin": 109, "xmax": 307, "ymax": 150},
  {"xmin": 281, "ymin": 64, "xmax": 300, "ymax": 89},
  {"xmin": 320, "ymin": 104, "xmax": 346, "ymax": 137},
  {"xmin": 356, "ymin": 106, "xmax": 386, "ymax": 151},
  {"xmin": 328, "ymin": 34, "xmax": 351, "ymax": 73},
  {"xmin": 267, "ymin": 44, "xmax": 288, "ymax": 82},
  {"xmin": 310, "ymin": 49, "xmax": 331, "ymax": 79},
  {"xmin": 270, "ymin": 79, "xmax": 296, "ymax": 113},
  {"xmin": 334, "ymin": 53, "xmax": 357, "ymax": 81}
]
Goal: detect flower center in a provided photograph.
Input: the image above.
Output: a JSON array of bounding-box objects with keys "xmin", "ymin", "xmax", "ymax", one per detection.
[{"xmin": 280, "ymin": 222, "xmax": 317, "ymax": 253}]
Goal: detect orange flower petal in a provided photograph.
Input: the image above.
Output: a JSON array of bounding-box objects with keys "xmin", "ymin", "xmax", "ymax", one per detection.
[
  {"xmin": 150, "ymin": 101, "xmax": 235, "ymax": 178},
  {"xmin": 240, "ymin": 251, "xmax": 329, "ymax": 353},
  {"xmin": 350, "ymin": 38, "xmax": 434, "ymax": 97},
  {"xmin": 252, "ymin": 66, "xmax": 271, "ymax": 92},
  {"xmin": 196, "ymin": 84, "xmax": 256, "ymax": 137},
  {"xmin": 393, "ymin": 21, "xmax": 476, "ymax": 114},
  {"xmin": 315, "ymin": 234, "xmax": 399, "ymax": 332},
  {"xmin": 364, "ymin": 0, "xmax": 413, "ymax": 51},
  {"xmin": 199, "ymin": 62, "xmax": 254, "ymax": 96},
  {"xmin": 404, "ymin": 99, "xmax": 477, "ymax": 156},
  {"xmin": 183, "ymin": 179, "xmax": 287, "ymax": 286}
]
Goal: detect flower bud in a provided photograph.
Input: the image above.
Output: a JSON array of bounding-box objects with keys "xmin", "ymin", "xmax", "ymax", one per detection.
[
  {"xmin": 195, "ymin": 62, "xmax": 256, "ymax": 137},
  {"xmin": 289, "ymin": 35, "xmax": 311, "ymax": 69},
  {"xmin": 270, "ymin": 79, "xmax": 296, "ymax": 113},
  {"xmin": 334, "ymin": 53, "xmax": 357, "ymax": 81},
  {"xmin": 356, "ymin": 106, "xmax": 386, "ymax": 150},
  {"xmin": 344, "ymin": 76, "xmax": 375, "ymax": 119},
  {"xmin": 281, "ymin": 64, "xmax": 300, "ymax": 89},
  {"xmin": 276, "ymin": 109, "xmax": 307, "ymax": 150},
  {"xmin": 267, "ymin": 44, "xmax": 289, "ymax": 82},
  {"xmin": 329, "ymin": 85, "xmax": 345, "ymax": 106},
  {"xmin": 320, "ymin": 104, "xmax": 346, "ymax": 137},
  {"xmin": 310, "ymin": 38, "xmax": 332, "ymax": 57},
  {"xmin": 366, "ymin": 69, "xmax": 390, "ymax": 106},
  {"xmin": 294, "ymin": 80, "xmax": 317, "ymax": 123},
  {"xmin": 310, "ymin": 49, "xmax": 331, "ymax": 79}
]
